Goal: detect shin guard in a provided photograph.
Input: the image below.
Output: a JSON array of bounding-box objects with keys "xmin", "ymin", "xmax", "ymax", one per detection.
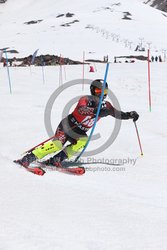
[{"xmin": 32, "ymin": 140, "xmax": 63, "ymax": 159}]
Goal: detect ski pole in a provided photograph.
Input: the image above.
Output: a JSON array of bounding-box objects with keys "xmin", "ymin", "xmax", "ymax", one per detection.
[
  {"xmin": 134, "ymin": 121, "xmax": 143, "ymax": 156},
  {"xmin": 23, "ymin": 115, "xmax": 95, "ymax": 154}
]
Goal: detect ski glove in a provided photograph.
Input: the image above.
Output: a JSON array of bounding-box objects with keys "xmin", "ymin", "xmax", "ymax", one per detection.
[{"xmin": 129, "ymin": 111, "xmax": 139, "ymax": 122}]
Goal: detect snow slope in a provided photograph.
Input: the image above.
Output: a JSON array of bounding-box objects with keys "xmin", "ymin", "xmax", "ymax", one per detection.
[
  {"xmin": 0, "ymin": 0, "xmax": 167, "ymax": 60},
  {"xmin": 0, "ymin": 61, "xmax": 167, "ymax": 249},
  {"xmin": 1, "ymin": 0, "xmax": 167, "ymax": 249}
]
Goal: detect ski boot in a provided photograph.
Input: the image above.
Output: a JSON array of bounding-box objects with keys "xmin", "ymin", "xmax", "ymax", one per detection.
[
  {"xmin": 41, "ymin": 150, "xmax": 67, "ymax": 168},
  {"xmin": 14, "ymin": 152, "xmax": 37, "ymax": 167}
]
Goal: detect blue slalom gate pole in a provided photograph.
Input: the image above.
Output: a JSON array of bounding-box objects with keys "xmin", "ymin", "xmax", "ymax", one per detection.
[
  {"xmin": 4, "ymin": 50, "xmax": 12, "ymax": 94},
  {"xmin": 75, "ymin": 62, "xmax": 110, "ymax": 162},
  {"xmin": 40, "ymin": 56, "xmax": 45, "ymax": 84}
]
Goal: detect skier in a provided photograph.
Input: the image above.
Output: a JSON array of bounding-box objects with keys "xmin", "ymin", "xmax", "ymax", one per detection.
[{"xmin": 15, "ymin": 79, "xmax": 139, "ymax": 168}]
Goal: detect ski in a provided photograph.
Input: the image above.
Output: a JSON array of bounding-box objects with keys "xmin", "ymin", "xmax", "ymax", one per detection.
[
  {"xmin": 23, "ymin": 166, "xmax": 45, "ymax": 176},
  {"xmin": 56, "ymin": 166, "xmax": 85, "ymax": 175},
  {"xmin": 13, "ymin": 160, "xmax": 46, "ymax": 176},
  {"xmin": 13, "ymin": 160, "xmax": 85, "ymax": 176},
  {"xmin": 39, "ymin": 163, "xmax": 85, "ymax": 176}
]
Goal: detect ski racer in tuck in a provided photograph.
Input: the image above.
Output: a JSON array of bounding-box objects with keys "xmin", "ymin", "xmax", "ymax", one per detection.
[{"xmin": 15, "ymin": 79, "xmax": 139, "ymax": 167}]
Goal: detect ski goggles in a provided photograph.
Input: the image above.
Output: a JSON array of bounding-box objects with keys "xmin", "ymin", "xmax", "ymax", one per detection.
[{"xmin": 95, "ymin": 88, "xmax": 108, "ymax": 95}]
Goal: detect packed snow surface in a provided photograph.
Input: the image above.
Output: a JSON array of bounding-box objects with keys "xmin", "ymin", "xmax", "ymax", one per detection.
[{"xmin": 0, "ymin": 61, "xmax": 167, "ymax": 249}]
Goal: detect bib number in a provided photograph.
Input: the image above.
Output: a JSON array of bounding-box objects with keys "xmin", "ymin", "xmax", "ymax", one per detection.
[{"xmin": 82, "ymin": 116, "xmax": 95, "ymax": 127}]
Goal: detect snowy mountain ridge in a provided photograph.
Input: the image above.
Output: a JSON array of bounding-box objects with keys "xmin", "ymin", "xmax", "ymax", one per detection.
[
  {"xmin": 0, "ymin": 0, "xmax": 167, "ymax": 60},
  {"xmin": 142, "ymin": 0, "xmax": 167, "ymax": 12}
]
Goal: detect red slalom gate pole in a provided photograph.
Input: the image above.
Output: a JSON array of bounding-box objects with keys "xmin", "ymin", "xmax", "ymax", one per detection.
[
  {"xmin": 59, "ymin": 54, "xmax": 63, "ymax": 86},
  {"xmin": 82, "ymin": 51, "xmax": 85, "ymax": 90},
  {"xmin": 22, "ymin": 135, "xmax": 57, "ymax": 155},
  {"xmin": 134, "ymin": 121, "xmax": 143, "ymax": 156},
  {"xmin": 147, "ymin": 49, "xmax": 152, "ymax": 112}
]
